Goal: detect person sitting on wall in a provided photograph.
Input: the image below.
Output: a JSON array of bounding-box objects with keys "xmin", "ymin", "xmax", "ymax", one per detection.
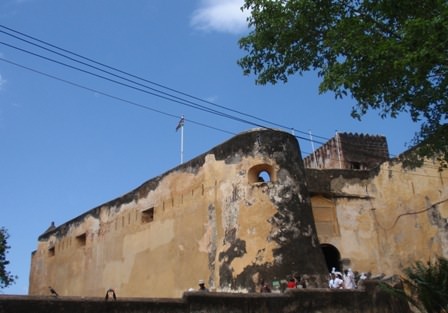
[
  {"xmin": 105, "ymin": 288, "xmax": 117, "ymax": 300},
  {"xmin": 260, "ymin": 279, "xmax": 271, "ymax": 293},
  {"xmin": 294, "ymin": 273, "xmax": 307, "ymax": 288},
  {"xmin": 280, "ymin": 278, "xmax": 288, "ymax": 292},
  {"xmin": 329, "ymin": 273, "xmax": 344, "ymax": 289},
  {"xmin": 271, "ymin": 277, "xmax": 281, "ymax": 292},
  {"xmin": 198, "ymin": 280, "xmax": 209, "ymax": 292},
  {"xmin": 287, "ymin": 276, "xmax": 297, "ymax": 289},
  {"xmin": 329, "ymin": 273, "xmax": 338, "ymax": 288}
]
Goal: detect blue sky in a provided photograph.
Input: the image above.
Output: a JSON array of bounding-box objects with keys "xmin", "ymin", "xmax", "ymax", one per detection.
[{"xmin": 0, "ymin": 0, "xmax": 420, "ymax": 295}]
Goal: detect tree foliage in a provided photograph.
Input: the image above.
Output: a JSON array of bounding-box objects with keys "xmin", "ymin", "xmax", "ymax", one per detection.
[
  {"xmin": 403, "ymin": 257, "xmax": 448, "ymax": 313},
  {"xmin": 0, "ymin": 227, "xmax": 16, "ymax": 289},
  {"xmin": 238, "ymin": 0, "xmax": 448, "ymax": 166},
  {"xmin": 382, "ymin": 257, "xmax": 448, "ymax": 313}
]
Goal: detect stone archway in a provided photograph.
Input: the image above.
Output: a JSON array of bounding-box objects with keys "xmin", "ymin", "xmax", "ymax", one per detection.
[{"xmin": 320, "ymin": 243, "xmax": 341, "ymax": 272}]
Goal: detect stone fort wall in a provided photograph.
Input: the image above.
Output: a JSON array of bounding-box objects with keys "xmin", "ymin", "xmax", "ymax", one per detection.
[
  {"xmin": 28, "ymin": 127, "xmax": 448, "ymax": 302},
  {"xmin": 29, "ymin": 129, "xmax": 328, "ymax": 298},
  {"xmin": 308, "ymin": 156, "xmax": 448, "ymax": 276}
]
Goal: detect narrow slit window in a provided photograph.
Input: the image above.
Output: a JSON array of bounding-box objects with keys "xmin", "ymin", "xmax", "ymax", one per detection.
[
  {"xmin": 142, "ymin": 207, "xmax": 154, "ymax": 223},
  {"xmin": 48, "ymin": 246, "xmax": 55, "ymax": 257}
]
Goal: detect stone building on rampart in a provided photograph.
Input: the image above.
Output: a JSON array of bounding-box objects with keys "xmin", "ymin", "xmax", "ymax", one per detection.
[
  {"xmin": 304, "ymin": 132, "xmax": 448, "ymax": 276},
  {"xmin": 29, "ymin": 129, "xmax": 448, "ymax": 298},
  {"xmin": 303, "ymin": 132, "xmax": 389, "ymax": 170}
]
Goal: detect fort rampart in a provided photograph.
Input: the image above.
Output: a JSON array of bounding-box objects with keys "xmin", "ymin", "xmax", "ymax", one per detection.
[
  {"xmin": 1, "ymin": 281, "xmax": 410, "ymax": 313},
  {"xmin": 29, "ymin": 129, "xmax": 328, "ymax": 298}
]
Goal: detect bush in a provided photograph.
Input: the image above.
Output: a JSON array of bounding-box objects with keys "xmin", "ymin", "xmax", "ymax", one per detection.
[{"xmin": 384, "ymin": 257, "xmax": 448, "ymax": 313}]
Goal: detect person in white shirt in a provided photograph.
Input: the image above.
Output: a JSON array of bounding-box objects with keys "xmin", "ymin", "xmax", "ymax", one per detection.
[{"xmin": 329, "ymin": 273, "xmax": 344, "ymax": 289}]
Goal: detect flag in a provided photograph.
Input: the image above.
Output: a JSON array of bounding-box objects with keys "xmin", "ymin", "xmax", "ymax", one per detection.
[{"xmin": 176, "ymin": 116, "xmax": 184, "ymax": 132}]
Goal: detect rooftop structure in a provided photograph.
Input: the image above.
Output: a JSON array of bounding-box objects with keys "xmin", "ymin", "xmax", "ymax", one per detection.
[{"xmin": 303, "ymin": 132, "xmax": 389, "ymax": 170}]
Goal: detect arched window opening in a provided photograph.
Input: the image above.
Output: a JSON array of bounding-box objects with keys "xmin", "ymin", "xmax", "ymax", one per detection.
[{"xmin": 248, "ymin": 164, "xmax": 275, "ymax": 184}]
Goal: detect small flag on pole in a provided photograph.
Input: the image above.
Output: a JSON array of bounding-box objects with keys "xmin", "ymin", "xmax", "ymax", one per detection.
[
  {"xmin": 176, "ymin": 115, "xmax": 185, "ymax": 164},
  {"xmin": 176, "ymin": 116, "xmax": 185, "ymax": 132}
]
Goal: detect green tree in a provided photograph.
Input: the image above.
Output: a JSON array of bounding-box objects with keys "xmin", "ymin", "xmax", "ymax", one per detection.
[
  {"xmin": 404, "ymin": 257, "xmax": 448, "ymax": 313},
  {"xmin": 382, "ymin": 257, "xmax": 448, "ymax": 313},
  {"xmin": 238, "ymin": 0, "xmax": 448, "ymax": 166},
  {"xmin": 0, "ymin": 227, "xmax": 16, "ymax": 289}
]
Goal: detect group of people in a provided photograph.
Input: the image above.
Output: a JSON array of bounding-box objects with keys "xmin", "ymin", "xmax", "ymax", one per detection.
[
  {"xmin": 260, "ymin": 272, "xmax": 308, "ymax": 293},
  {"xmin": 286, "ymin": 272, "xmax": 308, "ymax": 289},
  {"xmin": 260, "ymin": 268, "xmax": 363, "ymax": 292},
  {"xmin": 328, "ymin": 268, "xmax": 356, "ymax": 289},
  {"xmin": 196, "ymin": 267, "xmax": 363, "ymax": 294}
]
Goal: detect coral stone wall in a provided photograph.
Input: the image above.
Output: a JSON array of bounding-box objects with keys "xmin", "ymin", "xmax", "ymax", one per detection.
[
  {"xmin": 29, "ymin": 129, "xmax": 327, "ymax": 298},
  {"xmin": 308, "ymin": 159, "xmax": 448, "ymax": 276}
]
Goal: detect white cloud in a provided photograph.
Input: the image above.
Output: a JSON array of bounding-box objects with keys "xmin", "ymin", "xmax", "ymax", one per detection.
[{"xmin": 191, "ymin": 0, "xmax": 250, "ymax": 34}]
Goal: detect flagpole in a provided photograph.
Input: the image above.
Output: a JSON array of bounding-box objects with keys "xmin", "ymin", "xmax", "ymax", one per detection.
[
  {"xmin": 309, "ymin": 130, "xmax": 318, "ymax": 168},
  {"xmin": 176, "ymin": 115, "xmax": 184, "ymax": 164},
  {"xmin": 180, "ymin": 121, "xmax": 184, "ymax": 164}
]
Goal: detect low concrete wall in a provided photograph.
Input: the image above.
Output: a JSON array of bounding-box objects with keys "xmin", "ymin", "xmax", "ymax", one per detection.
[
  {"xmin": 0, "ymin": 295, "xmax": 186, "ymax": 313},
  {"xmin": 0, "ymin": 282, "xmax": 410, "ymax": 313}
]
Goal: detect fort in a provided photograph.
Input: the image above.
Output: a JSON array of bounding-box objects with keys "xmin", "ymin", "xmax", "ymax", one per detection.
[
  {"xmin": 29, "ymin": 129, "xmax": 329, "ymax": 298},
  {"xmin": 20, "ymin": 128, "xmax": 447, "ymax": 312}
]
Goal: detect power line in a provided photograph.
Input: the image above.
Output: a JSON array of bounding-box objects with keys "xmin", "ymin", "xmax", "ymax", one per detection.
[
  {"xmin": 0, "ymin": 41, "xmax": 268, "ymax": 130},
  {"xmin": 1, "ymin": 24, "xmax": 403, "ymax": 149},
  {"xmin": 1, "ymin": 55, "xmax": 443, "ymax": 177},
  {"xmin": 0, "ymin": 57, "xmax": 236, "ymax": 136},
  {"xmin": 0, "ymin": 25, "xmax": 319, "ymax": 138},
  {"xmin": 0, "ymin": 25, "xmax": 426, "ymax": 160},
  {"xmin": 0, "ymin": 40, "xmax": 323, "ymax": 143}
]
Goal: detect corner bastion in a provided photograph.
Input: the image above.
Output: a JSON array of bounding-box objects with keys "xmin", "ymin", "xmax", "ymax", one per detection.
[{"xmin": 30, "ymin": 128, "xmax": 328, "ymax": 298}]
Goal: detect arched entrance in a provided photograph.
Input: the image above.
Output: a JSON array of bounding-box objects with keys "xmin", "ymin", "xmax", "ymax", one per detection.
[{"xmin": 320, "ymin": 244, "xmax": 341, "ymax": 272}]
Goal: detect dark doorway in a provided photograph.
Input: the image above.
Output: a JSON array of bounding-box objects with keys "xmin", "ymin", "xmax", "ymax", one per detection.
[{"xmin": 321, "ymin": 244, "xmax": 341, "ymax": 272}]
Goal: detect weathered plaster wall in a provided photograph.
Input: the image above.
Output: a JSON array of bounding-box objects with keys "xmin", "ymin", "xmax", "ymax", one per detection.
[
  {"xmin": 308, "ymin": 158, "xmax": 448, "ymax": 275},
  {"xmin": 29, "ymin": 129, "xmax": 327, "ymax": 298}
]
